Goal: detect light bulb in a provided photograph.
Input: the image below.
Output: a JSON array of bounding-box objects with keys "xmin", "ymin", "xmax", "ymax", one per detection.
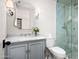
[{"xmin": 6, "ymin": 0, "xmax": 14, "ymax": 8}]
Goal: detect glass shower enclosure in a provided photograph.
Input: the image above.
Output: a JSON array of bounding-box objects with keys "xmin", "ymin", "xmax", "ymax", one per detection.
[{"xmin": 56, "ymin": 0, "xmax": 78, "ymax": 59}]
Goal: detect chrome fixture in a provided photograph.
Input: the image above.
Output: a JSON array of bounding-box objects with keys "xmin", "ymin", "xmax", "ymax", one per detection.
[{"xmin": 6, "ymin": 0, "xmax": 14, "ymax": 16}]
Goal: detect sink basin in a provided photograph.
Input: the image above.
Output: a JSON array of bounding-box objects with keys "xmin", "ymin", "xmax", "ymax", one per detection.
[{"xmin": 20, "ymin": 33, "xmax": 40, "ymax": 37}]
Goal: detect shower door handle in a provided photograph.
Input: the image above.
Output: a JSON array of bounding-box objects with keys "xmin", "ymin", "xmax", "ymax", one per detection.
[{"xmin": 26, "ymin": 50, "xmax": 30, "ymax": 53}]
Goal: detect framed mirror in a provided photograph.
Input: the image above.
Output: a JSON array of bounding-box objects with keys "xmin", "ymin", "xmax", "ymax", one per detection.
[{"xmin": 14, "ymin": 0, "xmax": 35, "ymax": 30}]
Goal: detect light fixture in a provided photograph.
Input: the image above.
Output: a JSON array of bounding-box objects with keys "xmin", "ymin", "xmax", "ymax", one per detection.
[
  {"xmin": 6, "ymin": 0, "xmax": 14, "ymax": 16},
  {"xmin": 35, "ymin": 8, "xmax": 40, "ymax": 19}
]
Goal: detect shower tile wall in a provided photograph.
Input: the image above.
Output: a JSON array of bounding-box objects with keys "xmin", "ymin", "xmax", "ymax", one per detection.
[
  {"xmin": 71, "ymin": 4, "xmax": 78, "ymax": 59},
  {"xmin": 56, "ymin": 0, "xmax": 78, "ymax": 59}
]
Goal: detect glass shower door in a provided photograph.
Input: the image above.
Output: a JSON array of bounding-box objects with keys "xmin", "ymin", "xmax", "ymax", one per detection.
[
  {"xmin": 56, "ymin": 0, "xmax": 78, "ymax": 59},
  {"xmin": 56, "ymin": 0, "xmax": 66, "ymax": 49}
]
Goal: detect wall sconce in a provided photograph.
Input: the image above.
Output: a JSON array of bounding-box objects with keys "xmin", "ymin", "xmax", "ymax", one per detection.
[
  {"xmin": 7, "ymin": 8, "xmax": 14, "ymax": 16},
  {"xmin": 35, "ymin": 8, "xmax": 40, "ymax": 19},
  {"xmin": 6, "ymin": 0, "xmax": 14, "ymax": 16}
]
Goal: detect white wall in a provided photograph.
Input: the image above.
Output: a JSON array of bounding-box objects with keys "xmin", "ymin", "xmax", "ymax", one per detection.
[
  {"xmin": 0, "ymin": 0, "xmax": 6, "ymax": 59},
  {"xmin": 7, "ymin": 0, "xmax": 56, "ymax": 38},
  {"xmin": 28, "ymin": 0, "xmax": 56, "ymax": 37}
]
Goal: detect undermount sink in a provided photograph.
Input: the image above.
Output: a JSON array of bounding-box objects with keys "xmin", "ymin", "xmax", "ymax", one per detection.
[
  {"xmin": 19, "ymin": 33, "xmax": 40, "ymax": 37},
  {"xmin": 20, "ymin": 33, "xmax": 33, "ymax": 36}
]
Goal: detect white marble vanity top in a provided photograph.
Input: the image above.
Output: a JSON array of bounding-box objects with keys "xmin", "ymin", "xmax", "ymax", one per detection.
[{"xmin": 6, "ymin": 34, "xmax": 52, "ymax": 43}]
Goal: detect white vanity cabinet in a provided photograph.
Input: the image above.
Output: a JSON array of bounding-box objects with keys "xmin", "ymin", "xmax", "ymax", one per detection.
[
  {"xmin": 7, "ymin": 44, "xmax": 27, "ymax": 59},
  {"xmin": 29, "ymin": 41, "xmax": 45, "ymax": 59},
  {"xmin": 5, "ymin": 39, "xmax": 46, "ymax": 59}
]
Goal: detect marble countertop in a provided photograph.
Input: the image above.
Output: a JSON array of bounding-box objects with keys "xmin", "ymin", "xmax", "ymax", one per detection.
[{"xmin": 6, "ymin": 34, "xmax": 52, "ymax": 43}]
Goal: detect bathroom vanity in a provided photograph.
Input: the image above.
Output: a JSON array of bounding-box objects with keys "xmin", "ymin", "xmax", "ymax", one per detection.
[{"xmin": 4, "ymin": 35, "xmax": 46, "ymax": 59}]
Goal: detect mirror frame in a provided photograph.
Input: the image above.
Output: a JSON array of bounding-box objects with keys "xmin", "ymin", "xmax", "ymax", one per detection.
[{"xmin": 12, "ymin": 0, "xmax": 36, "ymax": 30}]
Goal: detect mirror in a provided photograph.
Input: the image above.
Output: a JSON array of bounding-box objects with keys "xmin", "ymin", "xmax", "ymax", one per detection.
[
  {"xmin": 14, "ymin": 1, "xmax": 35, "ymax": 30},
  {"xmin": 15, "ymin": 1, "xmax": 35, "ymax": 29},
  {"xmin": 6, "ymin": 0, "xmax": 36, "ymax": 30},
  {"xmin": 14, "ymin": 1, "xmax": 35, "ymax": 29},
  {"xmin": 6, "ymin": 0, "xmax": 39, "ymax": 30}
]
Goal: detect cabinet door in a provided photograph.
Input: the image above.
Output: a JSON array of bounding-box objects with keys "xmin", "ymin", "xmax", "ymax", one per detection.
[
  {"xmin": 7, "ymin": 44, "xmax": 27, "ymax": 59},
  {"xmin": 29, "ymin": 41, "xmax": 45, "ymax": 59}
]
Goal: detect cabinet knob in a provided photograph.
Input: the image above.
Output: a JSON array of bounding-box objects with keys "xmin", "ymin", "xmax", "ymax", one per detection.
[
  {"xmin": 26, "ymin": 50, "xmax": 30, "ymax": 53},
  {"xmin": 4, "ymin": 56, "xmax": 10, "ymax": 59}
]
